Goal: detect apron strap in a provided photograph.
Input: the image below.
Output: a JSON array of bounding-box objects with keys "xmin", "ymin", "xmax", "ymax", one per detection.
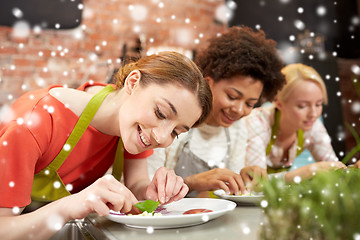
[
  {"xmin": 112, "ymin": 139, "xmax": 124, "ymax": 181},
  {"xmin": 296, "ymin": 129, "xmax": 304, "ymax": 156},
  {"xmin": 48, "ymin": 85, "xmax": 115, "ymax": 170},
  {"xmin": 266, "ymin": 109, "xmax": 281, "ymax": 156},
  {"xmin": 266, "ymin": 109, "xmax": 305, "ymax": 173}
]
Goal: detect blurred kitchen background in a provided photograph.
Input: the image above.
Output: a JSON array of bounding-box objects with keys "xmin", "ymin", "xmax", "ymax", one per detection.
[{"xmin": 0, "ymin": 0, "xmax": 359, "ymax": 163}]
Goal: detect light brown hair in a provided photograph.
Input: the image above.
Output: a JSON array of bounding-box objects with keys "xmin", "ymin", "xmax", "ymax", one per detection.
[{"xmin": 113, "ymin": 51, "xmax": 213, "ymax": 127}]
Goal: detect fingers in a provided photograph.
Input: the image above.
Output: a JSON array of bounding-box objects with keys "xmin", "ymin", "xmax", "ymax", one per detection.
[
  {"xmin": 164, "ymin": 170, "xmax": 178, "ymax": 203},
  {"xmin": 167, "ymin": 183, "xmax": 189, "ymax": 203},
  {"xmin": 221, "ymin": 174, "xmax": 245, "ymax": 195},
  {"xmin": 153, "ymin": 167, "xmax": 167, "ymax": 204},
  {"xmin": 241, "ymin": 166, "xmax": 268, "ymax": 186},
  {"xmin": 216, "ymin": 181, "xmax": 231, "ymax": 194},
  {"xmin": 78, "ymin": 175, "xmax": 138, "ymax": 217},
  {"xmin": 233, "ymin": 175, "xmax": 246, "ymax": 194},
  {"xmin": 253, "ymin": 166, "xmax": 267, "ymax": 179},
  {"xmin": 168, "ymin": 176, "xmax": 185, "ymax": 200},
  {"xmin": 150, "ymin": 167, "xmax": 189, "ymax": 204},
  {"xmin": 240, "ymin": 168, "xmax": 253, "ymax": 186}
]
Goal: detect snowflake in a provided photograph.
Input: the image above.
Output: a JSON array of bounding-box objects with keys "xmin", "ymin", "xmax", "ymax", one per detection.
[
  {"xmin": 130, "ymin": 5, "xmax": 148, "ymax": 22},
  {"xmin": 201, "ymin": 215, "xmax": 210, "ymax": 222},
  {"xmin": 294, "ymin": 19, "xmax": 305, "ymax": 30},
  {"xmin": 316, "ymin": 5, "xmax": 327, "ymax": 16},
  {"xmin": 260, "ymin": 200, "xmax": 268, "ymax": 208},
  {"xmin": 12, "ymin": 8, "xmax": 23, "ymax": 18},
  {"xmin": 146, "ymin": 226, "xmax": 154, "ymax": 234},
  {"xmin": 294, "ymin": 176, "xmax": 301, "ymax": 184},
  {"xmin": 242, "ymin": 226, "xmax": 250, "ymax": 235}
]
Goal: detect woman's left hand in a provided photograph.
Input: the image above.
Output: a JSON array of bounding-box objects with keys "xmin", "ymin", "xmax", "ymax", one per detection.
[
  {"xmin": 354, "ymin": 160, "xmax": 360, "ymax": 168},
  {"xmin": 240, "ymin": 165, "xmax": 268, "ymax": 191},
  {"xmin": 145, "ymin": 167, "xmax": 188, "ymax": 204}
]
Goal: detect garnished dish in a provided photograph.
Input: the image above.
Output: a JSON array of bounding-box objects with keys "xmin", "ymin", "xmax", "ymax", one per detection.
[
  {"xmin": 213, "ymin": 189, "xmax": 264, "ymax": 204},
  {"xmin": 127, "ymin": 200, "xmax": 163, "ymax": 216},
  {"xmin": 106, "ymin": 198, "xmax": 236, "ymax": 229}
]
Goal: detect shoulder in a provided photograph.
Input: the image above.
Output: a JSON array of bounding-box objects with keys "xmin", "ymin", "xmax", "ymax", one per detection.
[
  {"xmin": 1, "ymin": 89, "xmax": 61, "ymax": 152},
  {"xmin": 246, "ymin": 105, "xmax": 273, "ymax": 121},
  {"xmin": 76, "ymin": 81, "xmax": 109, "ymax": 91},
  {"xmin": 2, "ymin": 87, "xmax": 53, "ymax": 125},
  {"xmin": 49, "ymin": 82, "xmax": 109, "ymax": 117},
  {"xmin": 49, "ymin": 81, "xmax": 109, "ymax": 99},
  {"xmin": 243, "ymin": 105, "xmax": 274, "ymax": 131}
]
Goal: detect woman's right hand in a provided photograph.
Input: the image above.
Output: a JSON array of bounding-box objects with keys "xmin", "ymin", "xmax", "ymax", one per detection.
[
  {"xmin": 240, "ymin": 166, "xmax": 268, "ymax": 191},
  {"xmin": 285, "ymin": 161, "xmax": 347, "ymax": 183},
  {"xmin": 62, "ymin": 174, "xmax": 139, "ymax": 220},
  {"xmin": 184, "ymin": 168, "xmax": 246, "ymax": 195},
  {"xmin": 0, "ymin": 174, "xmax": 139, "ymax": 240}
]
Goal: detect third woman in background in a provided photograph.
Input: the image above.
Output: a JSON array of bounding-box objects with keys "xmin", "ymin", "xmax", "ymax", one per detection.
[{"xmin": 243, "ymin": 63, "xmax": 346, "ymax": 182}]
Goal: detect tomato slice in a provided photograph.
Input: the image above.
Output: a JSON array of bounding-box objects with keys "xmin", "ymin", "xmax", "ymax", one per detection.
[{"xmin": 183, "ymin": 209, "xmax": 213, "ymax": 215}]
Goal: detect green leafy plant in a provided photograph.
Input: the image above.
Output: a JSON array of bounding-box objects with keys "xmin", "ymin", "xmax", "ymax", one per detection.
[
  {"xmin": 342, "ymin": 74, "xmax": 360, "ymax": 165},
  {"xmin": 342, "ymin": 122, "xmax": 360, "ymax": 164},
  {"xmin": 260, "ymin": 168, "xmax": 360, "ymax": 240},
  {"xmin": 134, "ymin": 200, "xmax": 160, "ymax": 213}
]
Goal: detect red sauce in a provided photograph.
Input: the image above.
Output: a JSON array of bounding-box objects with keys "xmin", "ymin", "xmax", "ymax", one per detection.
[{"xmin": 183, "ymin": 209, "xmax": 213, "ymax": 215}]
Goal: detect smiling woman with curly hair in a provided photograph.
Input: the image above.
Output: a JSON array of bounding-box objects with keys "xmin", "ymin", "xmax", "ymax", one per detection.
[
  {"xmin": 196, "ymin": 25, "xmax": 285, "ymax": 104},
  {"xmin": 148, "ymin": 26, "xmax": 286, "ymax": 197}
]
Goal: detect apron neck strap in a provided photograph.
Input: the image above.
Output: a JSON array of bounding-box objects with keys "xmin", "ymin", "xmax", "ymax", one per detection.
[
  {"xmin": 49, "ymin": 85, "xmax": 115, "ymax": 170},
  {"xmin": 266, "ymin": 109, "xmax": 304, "ymax": 157}
]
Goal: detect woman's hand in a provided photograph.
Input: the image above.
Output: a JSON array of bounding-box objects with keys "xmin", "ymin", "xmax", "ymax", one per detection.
[
  {"xmin": 62, "ymin": 174, "xmax": 139, "ymax": 220},
  {"xmin": 354, "ymin": 160, "xmax": 360, "ymax": 168},
  {"xmin": 307, "ymin": 161, "xmax": 347, "ymax": 172},
  {"xmin": 285, "ymin": 161, "xmax": 346, "ymax": 183},
  {"xmin": 240, "ymin": 166, "xmax": 268, "ymax": 191},
  {"xmin": 184, "ymin": 168, "xmax": 246, "ymax": 195},
  {"xmin": 145, "ymin": 167, "xmax": 188, "ymax": 204}
]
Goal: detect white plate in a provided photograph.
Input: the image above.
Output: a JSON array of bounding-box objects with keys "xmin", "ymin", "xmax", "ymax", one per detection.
[
  {"xmin": 213, "ymin": 189, "xmax": 264, "ymax": 204},
  {"xmin": 106, "ymin": 198, "xmax": 236, "ymax": 229}
]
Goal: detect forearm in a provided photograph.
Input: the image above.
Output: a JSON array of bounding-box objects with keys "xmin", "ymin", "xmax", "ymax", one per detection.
[
  {"xmin": 123, "ymin": 158, "xmax": 152, "ymax": 200},
  {"xmin": 284, "ymin": 161, "xmax": 343, "ymax": 183},
  {"xmin": 284, "ymin": 166, "xmax": 313, "ymax": 183},
  {"xmin": 127, "ymin": 179, "xmax": 151, "ymax": 200},
  {"xmin": 0, "ymin": 200, "xmax": 71, "ymax": 240}
]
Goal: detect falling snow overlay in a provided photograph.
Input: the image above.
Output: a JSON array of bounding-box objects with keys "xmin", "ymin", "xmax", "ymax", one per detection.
[{"xmin": 0, "ymin": 0, "xmax": 359, "ymax": 238}]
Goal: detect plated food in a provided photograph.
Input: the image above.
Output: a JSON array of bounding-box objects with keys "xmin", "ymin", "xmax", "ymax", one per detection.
[{"xmin": 106, "ymin": 198, "xmax": 236, "ymax": 229}]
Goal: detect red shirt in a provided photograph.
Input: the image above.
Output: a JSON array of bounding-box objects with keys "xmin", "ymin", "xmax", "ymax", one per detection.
[{"xmin": 0, "ymin": 82, "xmax": 153, "ymax": 208}]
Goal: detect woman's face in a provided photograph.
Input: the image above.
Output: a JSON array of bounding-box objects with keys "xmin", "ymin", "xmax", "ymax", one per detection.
[
  {"xmin": 206, "ymin": 75, "xmax": 263, "ymax": 127},
  {"xmin": 277, "ymin": 80, "xmax": 324, "ymax": 132},
  {"xmin": 119, "ymin": 81, "xmax": 202, "ymax": 154}
]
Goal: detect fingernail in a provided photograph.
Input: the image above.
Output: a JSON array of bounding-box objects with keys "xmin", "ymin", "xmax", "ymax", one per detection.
[
  {"xmin": 226, "ymin": 191, "xmax": 230, "ymax": 195},
  {"xmin": 161, "ymin": 197, "xmax": 165, "ymax": 203},
  {"xmin": 165, "ymin": 197, "xmax": 169, "ymax": 202}
]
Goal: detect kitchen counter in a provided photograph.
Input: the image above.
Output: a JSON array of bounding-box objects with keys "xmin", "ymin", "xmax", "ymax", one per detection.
[{"xmin": 89, "ymin": 204, "xmax": 264, "ymax": 240}]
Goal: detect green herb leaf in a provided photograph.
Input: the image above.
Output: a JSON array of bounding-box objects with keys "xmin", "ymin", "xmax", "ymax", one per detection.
[{"xmin": 134, "ymin": 200, "xmax": 160, "ymax": 213}]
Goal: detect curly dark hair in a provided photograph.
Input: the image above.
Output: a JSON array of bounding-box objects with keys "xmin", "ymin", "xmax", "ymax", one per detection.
[{"xmin": 195, "ymin": 25, "xmax": 285, "ymax": 103}]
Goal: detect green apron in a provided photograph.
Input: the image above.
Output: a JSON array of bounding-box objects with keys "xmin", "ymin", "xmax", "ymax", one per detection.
[
  {"xmin": 31, "ymin": 85, "xmax": 123, "ymax": 202},
  {"xmin": 266, "ymin": 109, "xmax": 304, "ymax": 174}
]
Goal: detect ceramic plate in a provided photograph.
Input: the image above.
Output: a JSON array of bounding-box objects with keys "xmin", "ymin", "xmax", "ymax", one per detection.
[
  {"xmin": 213, "ymin": 189, "xmax": 264, "ymax": 204},
  {"xmin": 106, "ymin": 198, "xmax": 236, "ymax": 229}
]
